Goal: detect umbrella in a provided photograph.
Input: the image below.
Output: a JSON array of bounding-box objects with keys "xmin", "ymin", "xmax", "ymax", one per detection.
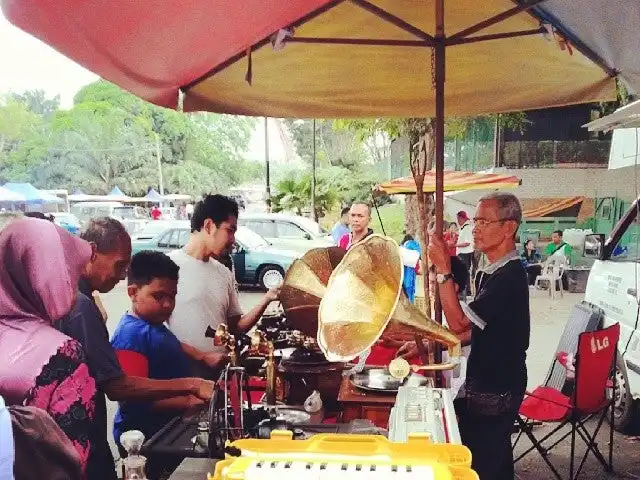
[
  {"xmin": 144, "ymin": 189, "xmax": 164, "ymax": 202},
  {"xmin": 2, "ymin": 183, "xmax": 64, "ymax": 204},
  {"xmin": 2, "ymin": 0, "xmax": 632, "ymax": 230},
  {"xmin": 376, "ymin": 171, "xmax": 521, "ymax": 195},
  {"xmin": 4, "ymin": 0, "xmax": 635, "ymax": 325},
  {"xmin": 0, "ymin": 186, "xmax": 26, "ymax": 202},
  {"xmin": 2, "ymin": 1, "xmax": 632, "ymax": 117}
]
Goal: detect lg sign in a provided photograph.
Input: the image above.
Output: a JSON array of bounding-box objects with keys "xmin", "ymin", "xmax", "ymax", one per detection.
[{"xmin": 591, "ymin": 336, "xmax": 610, "ymax": 354}]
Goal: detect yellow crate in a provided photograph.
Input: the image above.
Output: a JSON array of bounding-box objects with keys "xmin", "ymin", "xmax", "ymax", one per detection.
[{"xmin": 208, "ymin": 432, "xmax": 478, "ymax": 480}]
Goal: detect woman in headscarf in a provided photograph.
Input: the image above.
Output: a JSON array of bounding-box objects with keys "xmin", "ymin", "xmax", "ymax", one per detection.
[{"xmin": 0, "ymin": 218, "xmax": 97, "ymax": 475}]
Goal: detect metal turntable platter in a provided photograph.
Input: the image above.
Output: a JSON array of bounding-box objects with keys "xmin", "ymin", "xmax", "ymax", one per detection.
[{"xmin": 350, "ymin": 368, "xmax": 432, "ymax": 393}]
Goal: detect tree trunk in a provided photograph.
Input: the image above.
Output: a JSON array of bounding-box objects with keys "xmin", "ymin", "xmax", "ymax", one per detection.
[
  {"xmin": 415, "ymin": 190, "xmax": 431, "ymax": 314},
  {"xmin": 404, "ymin": 195, "xmax": 419, "ymax": 236}
]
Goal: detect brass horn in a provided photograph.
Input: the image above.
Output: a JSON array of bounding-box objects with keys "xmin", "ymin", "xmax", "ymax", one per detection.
[
  {"xmin": 317, "ymin": 234, "xmax": 461, "ymax": 375},
  {"xmin": 280, "ymin": 246, "xmax": 346, "ymax": 337}
]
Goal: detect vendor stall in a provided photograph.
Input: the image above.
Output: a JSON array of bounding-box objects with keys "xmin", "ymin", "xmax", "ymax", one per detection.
[{"xmin": 5, "ymin": 1, "xmax": 640, "ymax": 479}]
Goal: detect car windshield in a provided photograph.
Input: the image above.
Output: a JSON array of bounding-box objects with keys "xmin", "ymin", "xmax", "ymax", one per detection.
[
  {"xmin": 236, "ymin": 226, "xmax": 269, "ymax": 249},
  {"xmin": 295, "ymin": 216, "xmax": 326, "ymax": 236}
]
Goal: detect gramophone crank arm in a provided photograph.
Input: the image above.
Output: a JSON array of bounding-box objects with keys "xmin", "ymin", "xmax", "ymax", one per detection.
[{"xmin": 388, "ymin": 342, "xmax": 462, "ymax": 380}]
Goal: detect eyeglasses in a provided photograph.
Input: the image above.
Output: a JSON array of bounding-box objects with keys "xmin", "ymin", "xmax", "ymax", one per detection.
[{"xmin": 472, "ymin": 217, "xmax": 517, "ymax": 228}]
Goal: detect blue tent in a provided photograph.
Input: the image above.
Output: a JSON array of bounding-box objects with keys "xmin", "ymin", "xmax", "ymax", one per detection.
[
  {"xmin": 3, "ymin": 183, "xmax": 63, "ymax": 204},
  {"xmin": 144, "ymin": 188, "xmax": 164, "ymax": 203},
  {"xmin": 108, "ymin": 186, "xmax": 127, "ymax": 197},
  {"xmin": 72, "ymin": 188, "xmax": 86, "ymax": 195}
]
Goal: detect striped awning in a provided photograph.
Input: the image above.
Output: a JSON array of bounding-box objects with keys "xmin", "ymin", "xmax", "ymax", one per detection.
[
  {"xmin": 375, "ymin": 171, "xmax": 521, "ymax": 195},
  {"xmin": 522, "ymin": 196, "xmax": 584, "ymax": 218}
]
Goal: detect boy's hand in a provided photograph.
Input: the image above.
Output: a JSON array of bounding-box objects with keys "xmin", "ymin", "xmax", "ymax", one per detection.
[
  {"xmin": 184, "ymin": 395, "xmax": 207, "ymax": 415},
  {"xmin": 202, "ymin": 350, "xmax": 229, "ymax": 369},
  {"xmin": 191, "ymin": 379, "xmax": 215, "ymax": 401}
]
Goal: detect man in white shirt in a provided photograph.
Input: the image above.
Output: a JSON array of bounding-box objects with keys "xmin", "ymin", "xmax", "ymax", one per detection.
[
  {"xmin": 168, "ymin": 194, "xmax": 280, "ymax": 355},
  {"xmin": 456, "ymin": 210, "xmax": 474, "ymax": 297}
]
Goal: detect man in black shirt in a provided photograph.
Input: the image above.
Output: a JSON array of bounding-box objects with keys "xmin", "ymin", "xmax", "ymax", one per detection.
[
  {"xmin": 57, "ymin": 217, "xmax": 224, "ymax": 480},
  {"xmin": 429, "ymin": 192, "xmax": 530, "ymax": 480}
]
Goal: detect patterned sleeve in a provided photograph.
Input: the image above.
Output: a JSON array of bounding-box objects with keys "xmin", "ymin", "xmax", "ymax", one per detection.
[{"xmin": 25, "ymin": 339, "xmax": 97, "ymax": 475}]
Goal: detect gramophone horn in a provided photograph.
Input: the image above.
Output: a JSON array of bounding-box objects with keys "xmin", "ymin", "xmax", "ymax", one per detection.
[
  {"xmin": 317, "ymin": 234, "xmax": 461, "ymax": 370},
  {"xmin": 279, "ymin": 246, "xmax": 346, "ymax": 337}
]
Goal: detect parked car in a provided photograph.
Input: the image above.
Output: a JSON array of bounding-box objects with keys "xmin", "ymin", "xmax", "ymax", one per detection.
[
  {"xmin": 51, "ymin": 212, "xmax": 82, "ymax": 235},
  {"xmin": 112, "ymin": 205, "xmax": 149, "ymax": 234},
  {"xmin": 131, "ymin": 220, "xmax": 190, "ymax": 241},
  {"xmin": 71, "ymin": 201, "xmax": 123, "ymax": 223},
  {"xmin": 132, "ymin": 225, "xmax": 297, "ymax": 289},
  {"xmin": 238, "ymin": 213, "xmax": 333, "ymax": 253}
]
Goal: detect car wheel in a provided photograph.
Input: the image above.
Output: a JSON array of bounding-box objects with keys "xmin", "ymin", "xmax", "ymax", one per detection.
[
  {"xmin": 258, "ymin": 265, "xmax": 284, "ymax": 290},
  {"xmin": 609, "ymin": 353, "xmax": 638, "ymax": 432}
]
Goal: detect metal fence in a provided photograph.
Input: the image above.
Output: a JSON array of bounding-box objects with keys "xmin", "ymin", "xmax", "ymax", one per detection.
[
  {"xmin": 501, "ymin": 140, "xmax": 611, "ymax": 169},
  {"xmin": 378, "ymin": 136, "xmax": 611, "ymax": 180}
]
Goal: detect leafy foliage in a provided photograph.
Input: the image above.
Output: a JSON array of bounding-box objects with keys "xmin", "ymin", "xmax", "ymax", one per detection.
[
  {"xmin": 0, "ymin": 82, "xmax": 261, "ymax": 196},
  {"xmin": 271, "ymin": 173, "xmax": 338, "ymax": 218}
]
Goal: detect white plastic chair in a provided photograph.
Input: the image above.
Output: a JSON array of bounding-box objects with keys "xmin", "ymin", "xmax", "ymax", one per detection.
[{"xmin": 534, "ymin": 255, "xmax": 567, "ymax": 299}]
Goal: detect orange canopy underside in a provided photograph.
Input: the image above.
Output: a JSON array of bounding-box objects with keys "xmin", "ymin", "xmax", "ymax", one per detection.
[{"xmin": 376, "ymin": 171, "xmax": 521, "ymax": 194}]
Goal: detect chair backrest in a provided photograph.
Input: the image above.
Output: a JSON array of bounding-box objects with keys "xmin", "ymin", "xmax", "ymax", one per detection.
[
  {"xmin": 543, "ymin": 302, "xmax": 603, "ymax": 392},
  {"xmin": 545, "ymin": 255, "xmax": 567, "ymax": 278},
  {"xmin": 574, "ymin": 323, "xmax": 620, "ymax": 414}
]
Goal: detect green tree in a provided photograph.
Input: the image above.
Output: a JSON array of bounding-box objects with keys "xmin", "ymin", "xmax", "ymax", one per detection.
[
  {"xmin": 10, "ymin": 89, "xmax": 60, "ymax": 118},
  {"xmin": 0, "ymin": 81, "xmax": 262, "ymax": 195},
  {"xmin": 271, "ymin": 174, "xmax": 338, "ymax": 218},
  {"xmin": 0, "ymin": 97, "xmax": 48, "ymax": 182},
  {"xmin": 283, "ymin": 119, "xmax": 369, "ymax": 168}
]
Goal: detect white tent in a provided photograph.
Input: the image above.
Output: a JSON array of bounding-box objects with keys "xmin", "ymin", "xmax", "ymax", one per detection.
[{"xmin": 0, "ymin": 186, "xmax": 26, "ymax": 202}]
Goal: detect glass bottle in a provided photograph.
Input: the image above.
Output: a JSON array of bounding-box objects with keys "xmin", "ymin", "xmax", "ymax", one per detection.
[{"xmin": 120, "ymin": 430, "xmax": 147, "ymax": 480}]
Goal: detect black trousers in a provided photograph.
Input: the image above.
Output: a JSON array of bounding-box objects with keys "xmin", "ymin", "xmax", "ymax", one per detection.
[
  {"xmin": 525, "ymin": 265, "xmax": 542, "ymax": 285},
  {"xmin": 457, "ymin": 253, "xmax": 475, "ymax": 296},
  {"xmin": 455, "ymin": 399, "xmax": 519, "ymax": 480}
]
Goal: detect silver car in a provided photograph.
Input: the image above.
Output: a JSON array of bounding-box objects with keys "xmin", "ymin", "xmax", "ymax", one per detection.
[{"xmin": 238, "ymin": 213, "xmax": 333, "ymax": 254}]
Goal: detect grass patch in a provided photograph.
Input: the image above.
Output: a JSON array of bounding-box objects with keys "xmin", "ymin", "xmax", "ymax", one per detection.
[{"xmin": 370, "ymin": 203, "xmax": 406, "ymax": 242}]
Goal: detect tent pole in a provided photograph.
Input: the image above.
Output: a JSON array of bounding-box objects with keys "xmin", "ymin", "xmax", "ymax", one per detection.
[
  {"xmin": 431, "ymin": 0, "xmax": 446, "ymax": 383},
  {"xmin": 265, "ymin": 117, "xmax": 271, "ymax": 212},
  {"xmin": 434, "ymin": 0, "xmax": 445, "ymax": 324},
  {"xmin": 312, "ymin": 119, "xmax": 317, "ymax": 222}
]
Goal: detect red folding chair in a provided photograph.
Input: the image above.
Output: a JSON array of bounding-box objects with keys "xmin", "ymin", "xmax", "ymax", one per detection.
[{"xmin": 513, "ymin": 323, "xmax": 619, "ymax": 479}]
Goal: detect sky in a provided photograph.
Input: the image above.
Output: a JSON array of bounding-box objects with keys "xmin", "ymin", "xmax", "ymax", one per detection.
[
  {"xmin": 0, "ymin": 12, "xmax": 289, "ymax": 165},
  {"xmin": 0, "ymin": 13, "xmax": 97, "ymax": 108}
]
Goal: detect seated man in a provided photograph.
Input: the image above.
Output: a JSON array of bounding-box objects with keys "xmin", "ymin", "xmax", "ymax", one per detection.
[
  {"xmin": 111, "ymin": 251, "xmax": 225, "ymax": 478},
  {"xmin": 544, "ymin": 230, "xmax": 572, "ymax": 290}
]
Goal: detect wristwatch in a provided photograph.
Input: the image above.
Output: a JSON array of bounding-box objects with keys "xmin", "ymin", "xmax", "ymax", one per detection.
[{"xmin": 436, "ymin": 272, "xmax": 454, "ymax": 284}]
